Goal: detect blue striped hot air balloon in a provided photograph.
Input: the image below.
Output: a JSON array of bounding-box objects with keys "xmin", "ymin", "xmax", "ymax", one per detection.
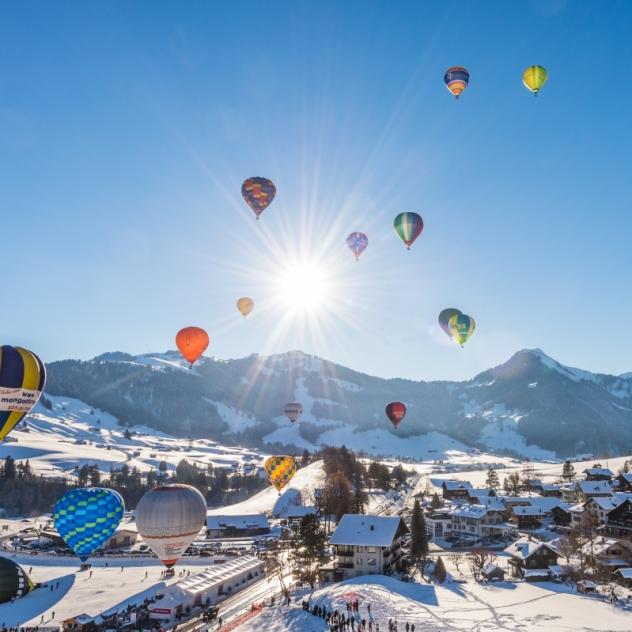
[{"xmin": 54, "ymin": 488, "xmax": 125, "ymax": 563}]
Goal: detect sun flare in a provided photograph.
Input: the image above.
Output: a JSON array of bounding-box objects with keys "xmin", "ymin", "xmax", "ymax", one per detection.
[{"xmin": 275, "ymin": 261, "xmax": 330, "ymax": 313}]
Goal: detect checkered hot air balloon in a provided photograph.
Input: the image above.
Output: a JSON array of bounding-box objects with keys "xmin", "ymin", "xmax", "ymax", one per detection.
[
  {"xmin": 264, "ymin": 456, "xmax": 297, "ymax": 494},
  {"xmin": 54, "ymin": 488, "xmax": 124, "ymax": 563},
  {"xmin": 393, "ymin": 212, "xmax": 424, "ymax": 250},
  {"xmin": 0, "ymin": 345, "xmax": 46, "ymax": 443},
  {"xmin": 241, "ymin": 177, "xmax": 276, "ymax": 220}
]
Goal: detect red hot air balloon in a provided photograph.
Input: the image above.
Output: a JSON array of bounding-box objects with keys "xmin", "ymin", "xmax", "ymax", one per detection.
[
  {"xmin": 385, "ymin": 402, "xmax": 406, "ymax": 429},
  {"xmin": 175, "ymin": 327, "xmax": 209, "ymax": 368}
]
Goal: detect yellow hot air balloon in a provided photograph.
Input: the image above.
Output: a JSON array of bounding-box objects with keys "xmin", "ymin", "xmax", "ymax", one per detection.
[
  {"xmin": 448, "ymin": 313, "xmax": 476, "ymax": 347},
  {"xmin": 264, "ymin": 456, "xmax": 297, "ymax": 495},
  {"xmin": 523, "ymin": 65, "xmax": 548, "ymax": 96},
  {"xmin": 237, "ymin": 297, "xmax": 254, "ymax": 318}
]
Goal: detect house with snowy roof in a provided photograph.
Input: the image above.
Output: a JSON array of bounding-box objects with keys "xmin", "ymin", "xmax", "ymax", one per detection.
[
  {"xmin": 583, "ymin": 467, "xmax": 613, "ymax": 482},
  {"xmin": 582, "ymin": 537, "xmax": 632, "ymax": 571},
  {"xmin": 505, "ymin": 536, "xmax": 559, "ymax": 581},
  {"xmin": 616, "ymin": 472, "xmax": 632, "ymax": 492},
  {"xmin": 449, "ymin": 504, "xmax": 507, "ymax": 538},
  {"xmin": 604, "ymin": 498, "xmax": 632, "ymax": 538},
  {"xmin": 206, "ymin": 514, "xmax": 270, "ymax": 538},
  {"xmin": 510, "ymin": 505, "xmax": 545, "ymax": 530},
  {"xmin": 562, "ymin": 480, "xmax": 613, "ymax": 503},
  {"xmin": 319, "ymin": 514, "xmax": 408, "ymax": 582},
  {"xmin": 440, "ymin": 480, "xmax": 473, "ymax": 500}
]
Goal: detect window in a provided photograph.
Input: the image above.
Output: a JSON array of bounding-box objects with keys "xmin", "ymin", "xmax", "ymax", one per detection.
[
  {"xmin": 367, "ymin": 558, "xmax": 377, "ymax": 566},
  {"xmin": 366, "ymin": 547, "xmax": 376, "ymax": 553}
]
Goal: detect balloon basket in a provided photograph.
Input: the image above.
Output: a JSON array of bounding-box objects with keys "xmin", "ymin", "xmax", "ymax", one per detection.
[
  {"xmin": 165, "ymin": 568, "xmax": 176, "ymax": 577},
  {"xmin": 79, "ymin": 563, "xmax": 91, "ymax": 571}
]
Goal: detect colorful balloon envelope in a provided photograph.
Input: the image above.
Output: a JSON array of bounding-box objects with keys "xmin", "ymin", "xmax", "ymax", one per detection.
[
  {"xmin": 346, "ymin": 232, "xmax": 368, "ymax": 261},
  {"xmin": 523, "ymin": 65, "xmax": 548, "ymax": 96},
  {"xmin": 284, "ymin": 402, "xmax": 303, "ymax": 423},
  {"xmin": 176, "ymin": 326, "xmax": 209, "ymax": 367},
  {"xmin": 237, "ymin": 297, "xmax": 254, "ymax": 318},
  {"xmin": 264, "ymin": 456, "xmax": 297, "ymax": 494},
  {"xmin": 0, "ymin": 557, "xmax": 34, "ymax": 604},
  {"xmin": 394, "ymin": 212, "xmax": 424, "ymax": 250},
  {"xmin": 385, "ymin": 401, "xmax": 406, "ymax": 428},
  {"xmin": 135, "ymin": 484, "xmax": 207, "ymax": 568},
  {"xmin": 448, "ymin": 313, "xmax": 476, "ymax": 347},
  {"xmin": 444, "ymin": 66, "xmax": 469, "ymax": 99},
  {"xmin": 438, "ymin": 308, "xmax": 462, "ymax": 340},
  {"xmin": 0, "ymin": 345, "xmax": 46, "ymax": 442},
  {"xmin": 241, "ymin": 177, "xmax": 276, "ymax": 220},
  {"xmin": 54, "ymin": 487, "xmax": 125, "ymax": 563}
]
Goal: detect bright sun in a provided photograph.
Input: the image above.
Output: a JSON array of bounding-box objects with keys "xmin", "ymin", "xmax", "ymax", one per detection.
[{"xmin": 276, "ymin": 262, "xmax": 329, "ymax": 313}]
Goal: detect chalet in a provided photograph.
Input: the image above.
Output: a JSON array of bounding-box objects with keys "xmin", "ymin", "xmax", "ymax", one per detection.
[
  {"xmin": 577, "ymin": 580, "xmax": 597, "ymax": 594},
  {"xmin": 441, "ymin": 480, "xmax": 473, "ymax": 501},
  {"xmin": 583, "ymin": 467, "xmax": 613, "ymax": 482},
  {"xmin": 425, "ymin": 513, "xmax": 452, "ymax": 540},
  {"xmin": 206, "ymin": 514, "xmax": 270, "ymax": 539},
  {"xmin": 551, "ymin": 505, "xmax": 572, "ymax": 527},
  {"xmin": 511, "ymin": 506, "xmax": 544, "ymax": 530},
  {"xmin": 540, "ymin": 484, "xmax": 563, "ymax": 498},
  {"xmin": 605, "ymin": 499, "xmax": 632, "ymax": 539},
  {"xmin": 583, "ymin": 537, "xmax": 632, "ymax": 571},
  {"xmin": 616, "ymin": 473, "xmax": 632, "ymax": 493},
  {"xmin": 103, "ymin": 523, "xmax": 139, "ymax": 550},
  {"xmin": 449, "ymin": 505, "xmax": 507, "ymax": 538},
  {"xmin": 505, "ymin": 537, "xmax": 559, "ymax": 581},
  {"xmin": 320, "ymin": 514, "xmax": 409, "ymax": 582},
  {"xmin": 562, "ymin": 480, "xmax": 612, "ymax": 504},
  {"xmin": 614, "ymin": 567, "xmax": 632, "ymax": 588},
  {"xmin": 466, "ymin": 488, "xmax": 492, "ymax": 503},
  {"xmin": 481, "ymin": 562, "xmax": 505, "ymax": 582},
  {"xmin": 523, "ymin": 479, "xmax": 544, "ymax": 493}
]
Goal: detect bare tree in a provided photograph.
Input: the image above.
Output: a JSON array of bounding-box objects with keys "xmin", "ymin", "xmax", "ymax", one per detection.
[
  {"xmin": 467, "ymin": 549, "xmax": 494, "ymax": 582},
  {"xmin": 448, "ymin": 553, "xmax": 464, "ymax": 575}
]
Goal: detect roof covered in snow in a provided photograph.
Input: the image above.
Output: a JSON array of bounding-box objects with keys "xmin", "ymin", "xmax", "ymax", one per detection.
[
  {"xmin": 330, "ymin": 515, "xmax": 407, "ymax": 547},
  {"xmin": 616, "ymin": 568, "xmax": 632, "ymax": 579},
  {"xmin": 450, "ymin": 504, "xmax": 501, "ymax": 519},
  {"xmin": 505, "ymin": 537, "xmax": 558, "ymax": 561},
  {"xmin": 512, "ymin": 506, "xmax": 544, "ymax": 516},
  {"xmin": 442, "ymin": 480, "xmax": 473, "ymax": 491},
  {"xmin": 583, "ymin": 468, "xmax": 613, "ymax": 477},
  {"xmin": 206, "ymin": 514, "xmax": 270, "ymax": 530}
]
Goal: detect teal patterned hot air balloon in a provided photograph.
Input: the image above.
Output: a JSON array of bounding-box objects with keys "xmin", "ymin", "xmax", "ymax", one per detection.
[
  {"xmin": 394, "ymin": 212, "xmax": 424, "ymax": 250},
  {"xmin": 448, "ymin": 313, "xmax": 476, "ymax": 347},
  {"xmin": 54, "ymin": 488, "xmax": 124, "ymax": 563}
]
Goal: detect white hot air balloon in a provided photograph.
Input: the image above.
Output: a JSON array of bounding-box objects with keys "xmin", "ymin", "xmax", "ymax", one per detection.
[
  {"xmin": 284, "ymin": 402, "xmax": 303, "ymax": 423},
  {"xmin": 135, "ymin": 484, "xmax": 207, "ymax": 568}
]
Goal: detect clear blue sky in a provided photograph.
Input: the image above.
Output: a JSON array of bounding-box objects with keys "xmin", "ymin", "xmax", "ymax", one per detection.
[{"xmin": 2, "ymin": 0, "xmax": 631, "ymax": 381}]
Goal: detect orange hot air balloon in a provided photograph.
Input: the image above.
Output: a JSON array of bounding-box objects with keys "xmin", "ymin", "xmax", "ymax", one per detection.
[
  {"xmin": 175, "ymin": 327, "xmax": 209, "ymax": 368},
  {"xmin": 236, "ymin": 297, "xmax": 254, "ymax": 318}
]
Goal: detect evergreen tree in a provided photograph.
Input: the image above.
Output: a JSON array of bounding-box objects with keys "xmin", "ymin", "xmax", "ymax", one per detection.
[
  {"xmin": 290, "ymin": 513, "xmax": 327, "ymax": 588},
  {"xmin": 434, "ymin": 556, "xmax": 447, "ymax": 583},
  {"xmin": 301, "ymin": 449, "xmax": 311, "ymax": 467},
  {"xmin": 561, "ymin": 460, "xmax": 576, "ymax": 483},
  {"xmin": 503, "ymin": 472, "xmax": 521, "ymax": 496},
  {"xmin": 391, "ymin": 464, "xmax": 407, "ymax": 485},
  {"xmin": 485, "ymin": 468, "xmax": 500, "ymax": 491},
  {"xmin": 124, "ymin": 428, "xmax": 132, "ymax": 440},
  {"xmin": 351, "ymin": 488, "xmax": 368, "ymax": 514},
  {"xmin": 3, "ymin": 456, "xmax": 16, "ymax": 480},
  {"xmin": 410, "ymin": 498, "xmax": 429, "ymax": 562},
  {"xmin": 430, "ymin": 493, "xmax": 442, "ymax": 510}
]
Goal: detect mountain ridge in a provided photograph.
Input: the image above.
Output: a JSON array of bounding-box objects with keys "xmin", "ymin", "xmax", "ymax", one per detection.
[{"xmin": 42, "ymin": 348, "xmax": 632, "ymax": 459}]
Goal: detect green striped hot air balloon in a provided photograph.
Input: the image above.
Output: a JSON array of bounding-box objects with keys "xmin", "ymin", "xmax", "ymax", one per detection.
[{"xmin": 393, "ymin": 212, "xmax": 424, "ymax": 250}]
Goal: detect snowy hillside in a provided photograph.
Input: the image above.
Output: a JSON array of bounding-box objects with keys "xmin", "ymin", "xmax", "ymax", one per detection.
[{"xmin": 42, "ymin": 348, "xmax": 632, "ymax": 459}]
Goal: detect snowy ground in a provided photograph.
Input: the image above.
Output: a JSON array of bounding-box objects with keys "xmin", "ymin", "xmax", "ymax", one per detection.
[
  {"xmin": 244, "ymin": 574, "xmax": 632, "ymax": 632},
  {"xmin": 0, "ymin": 554, "xmax": 217, "ymax": 628},
  {"xmin": 1, "ymin": 395, "xmax": 263, "ymax": 479}
]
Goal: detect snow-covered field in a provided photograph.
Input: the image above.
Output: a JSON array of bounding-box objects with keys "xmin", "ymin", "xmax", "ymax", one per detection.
[
  {"xmin": 1, "ymin": 395, "xmax": 263, "ymax": 479},
  {"xmin": 244, "ymin": 574, "xmax": 632, "ymax": 632}
]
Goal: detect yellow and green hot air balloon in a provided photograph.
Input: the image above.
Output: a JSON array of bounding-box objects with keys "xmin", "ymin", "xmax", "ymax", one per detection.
[
  {"xmin": 448, "ymin": 314, "xmax": 476, "ymax": 347},
  {"xmin": 523, "ymin": 65, "xmax": 548, "ymax": 96},
  {"xmin": 264, "ymin": 456, "xmax": 297, "ymax": 495},
  {"xmin": 0, "ymin": 345, "xmax": 46, "ymax": 442}
]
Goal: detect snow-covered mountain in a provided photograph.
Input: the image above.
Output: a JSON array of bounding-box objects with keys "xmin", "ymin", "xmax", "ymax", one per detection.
[{"xmin": 42, "ymin": 349, "xmax": 632, "ymax": 459}]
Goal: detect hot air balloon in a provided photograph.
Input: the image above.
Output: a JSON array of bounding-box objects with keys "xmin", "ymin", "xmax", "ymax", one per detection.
[
  {"xmin": 54, "ymin": 488, "xmax": 124, "ymax": 564},
  {"xmin": 385, "ymin": 401, "xmax": 406, "ymax": 429},
  {"xmin": 0, "ymin": 557, "xmax": 34, "ymax": 604},
  {"xmin": 0, "ymin": 345, "xmax": 46, "ymax": 442},
  {"xmin": 394, "ymin": 212, "xmax": 424, "ymax": 250},
  {"xmin": 135, "ymin": 484, "xmax": 207, "ymax": 569},
  {"xmin": 444, "ymin": 66, "xmax": 469, "ymax": 99},
  {"xmin": 438, "ymin": 308, "xmax": 462, "ymax": 340},
  {"xmin": 346, "ymin": 232, "xmax": 368, "ymax": 261},
  {"xmin": 237, "ymin": 297, "xmax": 254, "ymax": 318},
  {"xmin": 523, "ymin": 65, "xmax": 548, "ymax": 96},
  {"xmin": 264, "ymin": 456, "xmax": 297, "ymax": 495},
  {"xmin": 176, "ymin": 327, "xmax": 209, "ymax": 367},
  {"xmin": 241, "ymin": 177, "xmax": 276, "ymax": 220},
  {"xmin": 448, "ymin": 313, "xmax": 476, "ymax": 347},
  {"xmin": 284, "ymin": 402, "xmax": 303, "ymax": 423}
]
